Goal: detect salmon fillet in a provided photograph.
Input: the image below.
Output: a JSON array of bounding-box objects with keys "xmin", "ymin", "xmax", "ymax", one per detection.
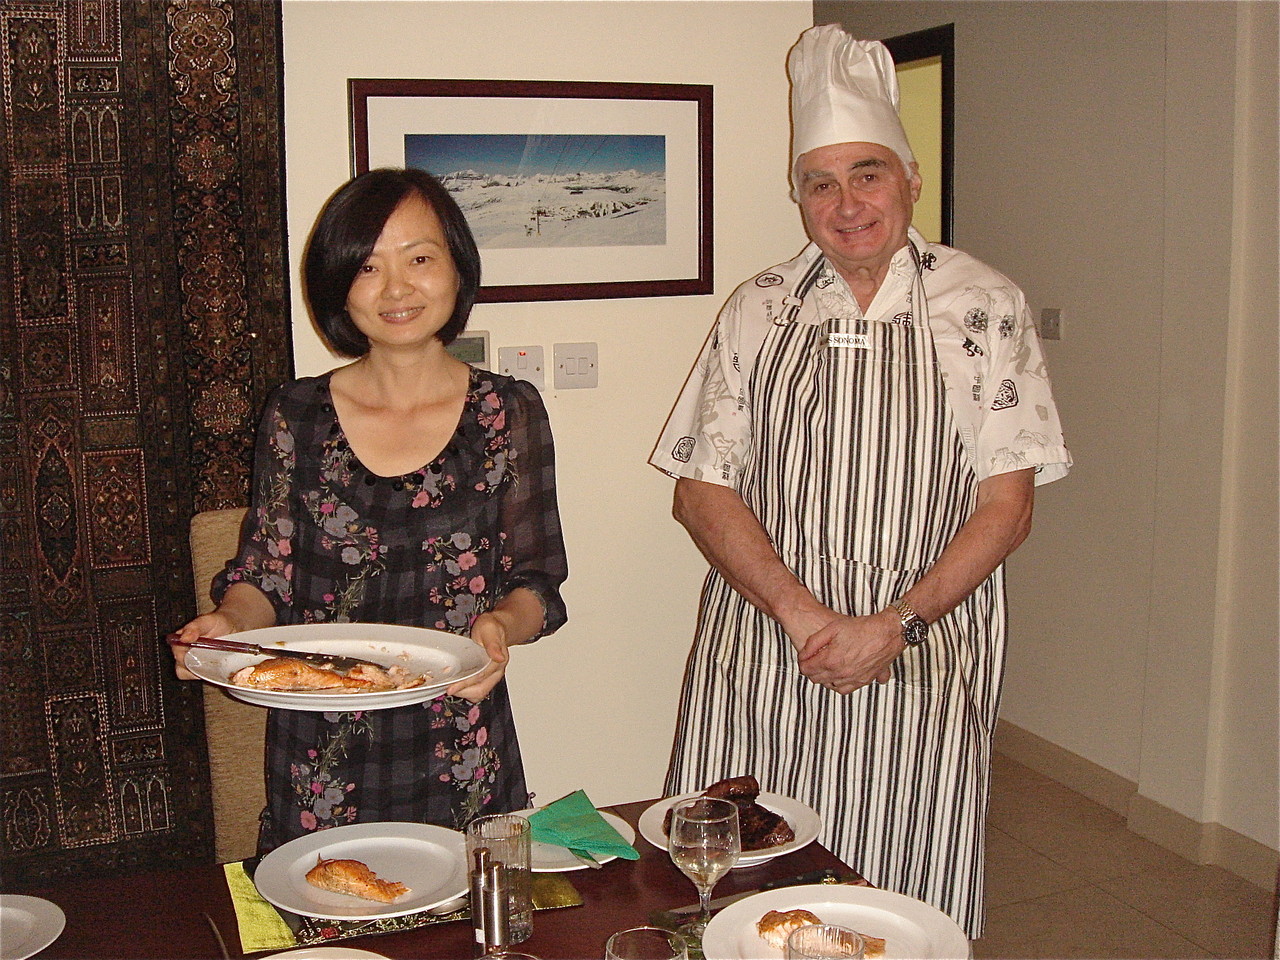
[
  {"xmin": 757, "ymin": 909, "xmax": 886, "ymax": 957},
  {"xmin": 229, "ymin": 657, "xmax": 367, "ymax": 691},
  {"xmin": 304, "ymin": 855, "xmax": 410, "ymax": 903},
  {"xmin": 229, "ymin": 657, "xmax": 427, "ymax": 693}
]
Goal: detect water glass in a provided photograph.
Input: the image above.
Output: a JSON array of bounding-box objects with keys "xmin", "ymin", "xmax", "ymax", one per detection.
[
  {"xmin": 605, "ymin": 926, "xmax": 689, "ymax": 960},
  {"xmin": 466, "ymin": 813, "xmax": 532, "ymax": 943},
  {"xmin": 784, "ymin": 923, "xmax": 866, "ymax": 959}
]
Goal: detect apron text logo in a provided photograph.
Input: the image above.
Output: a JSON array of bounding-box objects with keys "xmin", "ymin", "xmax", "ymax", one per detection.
[{"xmin": 826, "ymin": 332, "xmax": 871, "ymax": 350}]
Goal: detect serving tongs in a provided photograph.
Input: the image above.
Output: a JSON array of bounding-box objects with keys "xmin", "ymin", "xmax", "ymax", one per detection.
[{"xmin": 165, "ymin": 633, "xmax": 386, "ymax": 671}]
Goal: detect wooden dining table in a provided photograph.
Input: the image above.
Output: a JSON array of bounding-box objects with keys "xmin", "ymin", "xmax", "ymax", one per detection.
[{"xmin": 13, "ymin": 798, "xmax": 864, "ymax": 959}]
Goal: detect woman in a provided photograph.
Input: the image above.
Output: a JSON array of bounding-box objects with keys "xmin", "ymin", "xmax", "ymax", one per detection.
[{"xmin": 171, "ymin": 167, "xmax": 568, "ymax": 853}]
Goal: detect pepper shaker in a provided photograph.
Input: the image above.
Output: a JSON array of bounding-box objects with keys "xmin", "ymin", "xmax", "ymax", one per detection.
[{"xmin": 470, "ymin": 846, "xmax": 492, "ymax": 956}]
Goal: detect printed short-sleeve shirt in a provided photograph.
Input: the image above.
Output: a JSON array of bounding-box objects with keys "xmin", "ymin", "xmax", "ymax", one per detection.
[{"xmin": 651, "ymin": 230, "xmax": 1071, "ymax": 488}]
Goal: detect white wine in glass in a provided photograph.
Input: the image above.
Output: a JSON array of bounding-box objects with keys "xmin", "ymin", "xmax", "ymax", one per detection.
[{"xmin": 667, "ymin": 797, "xmax": 741, "ymax": 934}]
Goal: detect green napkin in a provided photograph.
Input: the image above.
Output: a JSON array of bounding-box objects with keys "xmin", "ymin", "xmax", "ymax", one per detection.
[{"xmin": 527, "ymin": 790, "xmax": 640, "ymax": 861}]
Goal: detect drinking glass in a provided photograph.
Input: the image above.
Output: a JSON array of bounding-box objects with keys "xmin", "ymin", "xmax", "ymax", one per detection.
[
  {"xmin": 666, "ymin": 797, "xmax": 740, "ymax": 933},
  {"xmin": 604, "ymin": 926, "xmax": 689, "ymax": 960},
  {"xmin": 784, "ymin": 923, "xmax": 866, "ymax": 959},
  {"xmin": 466, "ymin": 812, "xmax": 533, "ymax": 943}
]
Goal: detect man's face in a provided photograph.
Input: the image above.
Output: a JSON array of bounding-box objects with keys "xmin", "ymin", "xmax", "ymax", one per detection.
[{"xmin": 796, "ymin": 141, "xmax": 921, "ymax": 283}]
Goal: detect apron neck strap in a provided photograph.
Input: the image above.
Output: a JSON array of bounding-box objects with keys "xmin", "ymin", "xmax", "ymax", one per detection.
[{"xmin": 774, "ymin": 254, "xmax": 826, "ymax": 325}]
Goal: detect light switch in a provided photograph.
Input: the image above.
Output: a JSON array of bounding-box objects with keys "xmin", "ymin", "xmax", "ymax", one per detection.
[
  {"xmin": 553, "ymin": 342, "xmax": 598, "ymax": 389},
  {"xmin": 1039, "ymin": 308, "xmax": 1062, "ymax": 341},
  {"xmin": 497, "ymin": 345, "xmax": 545, "ymax": 391}
]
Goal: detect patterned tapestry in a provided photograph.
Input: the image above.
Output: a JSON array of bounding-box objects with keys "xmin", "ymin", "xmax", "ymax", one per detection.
[{"xmin": 1, "ymin": 0, "xmax": 292, "ymax": 883}]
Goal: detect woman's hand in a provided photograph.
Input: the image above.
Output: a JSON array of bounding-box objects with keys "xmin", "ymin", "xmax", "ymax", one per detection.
[
  {"xmin": 169, "ymin": 611, "xmax": 242, "ymax": 680},
  {"xmin": 448, "ymin": 611, "xmax": 512, "ymax": 702},
  {"xmin": 447, "ymin": 588, "xmax": 546, "ymax": 701},
  {"xmin": 168, "ymin": 582, "xmax": 275, "ymax": 680}
]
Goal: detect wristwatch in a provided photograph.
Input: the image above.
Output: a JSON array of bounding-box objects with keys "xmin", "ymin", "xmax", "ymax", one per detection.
[{"xmin": 889, "ymin": 598, "xmax": 929, "ymax": 646}]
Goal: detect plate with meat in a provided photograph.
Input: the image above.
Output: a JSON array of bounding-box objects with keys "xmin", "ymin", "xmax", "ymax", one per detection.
[
  {"xmin": 637, "ymin": 776, "xmax": 821, "ymax": 867},
  {"xmin": 182, "ymin": 623, "xmax": 489, "ymax": 711},
  {"xmin": 700, "ymin": 884, "xmax": 970, "ymax": 959},
  {"xmin": 253, "ymin": 821, "xmax": 468, "ymax": 919}
]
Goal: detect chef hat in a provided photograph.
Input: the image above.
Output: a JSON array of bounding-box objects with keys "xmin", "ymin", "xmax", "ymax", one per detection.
[{"xmin": 788, "ymin": 23, "xmax": 915, "ymax": 190}]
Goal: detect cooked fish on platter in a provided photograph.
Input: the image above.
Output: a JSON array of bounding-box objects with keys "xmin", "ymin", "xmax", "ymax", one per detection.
[
  {"xmin": 230, "ymin": 657, "xmax": 429, "ymax": 693},
  {"xmin": 305, "ymin": 856, "xmax": 410, "ymax": 903}
]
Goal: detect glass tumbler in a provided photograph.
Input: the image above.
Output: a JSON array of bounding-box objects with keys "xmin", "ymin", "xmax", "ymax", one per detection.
[
  {"xmin": 604, "ymin": 926, "xmax": 689, "ymax": 960},
  {"xmin": 466, "ymin": 813, "xmax": 533, "ymax": 943},
  {"xmin": 784, "ymin": 923, "xmax": 866, "ymax": 959}
]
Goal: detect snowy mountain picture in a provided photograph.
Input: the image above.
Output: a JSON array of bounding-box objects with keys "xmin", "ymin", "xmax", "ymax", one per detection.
[{"xmin": 405, "ymin": 133, "xmax": 666, "ymax": 251}]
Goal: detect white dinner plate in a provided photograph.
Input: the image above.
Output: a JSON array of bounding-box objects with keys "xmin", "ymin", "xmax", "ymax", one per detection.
[
  {"xmin": 510, "ymin": 808, "xmax": 637, "ymax": 871},
  {"xmin": 254, "ymin": 821, "xmax": 467, "ymax": 919},
  {"xmin": 0, "ymin": 895, "xmax": 65, "ymax": 960},
  {"xmin": 701, "ymin": 884, "xmax": 970, "ymax": 960},
  {"xmin": 184, "ymin": 623, "xmax": 488, "ymax": 711},
  {"xmin": 637, "ymin": 792, "xmax": 821, "ymax": 868}
]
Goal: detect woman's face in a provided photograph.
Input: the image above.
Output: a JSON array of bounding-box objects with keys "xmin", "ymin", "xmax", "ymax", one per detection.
[{"xmin": 345, "ymin": 193, "xmax": 460, "ymax": 354}]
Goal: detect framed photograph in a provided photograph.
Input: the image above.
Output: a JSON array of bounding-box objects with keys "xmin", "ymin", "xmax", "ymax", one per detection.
[{"xmin": 350, "ymin": 78, "xmax": 713, "ymax": 303}]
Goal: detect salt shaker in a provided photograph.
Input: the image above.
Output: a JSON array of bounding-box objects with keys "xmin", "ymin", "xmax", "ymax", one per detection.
[{"xmin": 482, "ymin": 860, "xmax": 511, "ymax": 950}]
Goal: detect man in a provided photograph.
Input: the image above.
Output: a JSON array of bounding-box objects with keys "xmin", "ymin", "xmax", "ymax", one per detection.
[{"xmin": 650, "ymin": 24, "xmax": 1070, "ymax": 938}]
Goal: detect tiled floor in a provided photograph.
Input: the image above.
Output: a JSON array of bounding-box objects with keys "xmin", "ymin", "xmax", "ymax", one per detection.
[{"xmin": 976, "ymin": 753, "xmax": 1278, "ymax": 959}]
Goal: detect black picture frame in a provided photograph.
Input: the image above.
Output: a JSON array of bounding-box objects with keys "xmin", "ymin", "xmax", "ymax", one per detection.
[{"xmin": 349, "ymin": 78, "xmax": 713, "ymax": 303}]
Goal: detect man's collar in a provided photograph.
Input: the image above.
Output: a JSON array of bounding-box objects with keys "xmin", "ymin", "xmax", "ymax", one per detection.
[{"xmin": 813, "ymin": 233, "xmax": 925, "ymax": 299}]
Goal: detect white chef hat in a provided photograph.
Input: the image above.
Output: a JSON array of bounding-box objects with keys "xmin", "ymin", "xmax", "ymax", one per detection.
[{"xmin": 788, "ymin": 23, "xmax": 915, "ymax": 191}]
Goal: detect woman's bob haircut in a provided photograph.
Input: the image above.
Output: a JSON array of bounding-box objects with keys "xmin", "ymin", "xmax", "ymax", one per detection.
[{"xmin": 304, "ymin": 167, "xmax": 482, "ymax": 357}]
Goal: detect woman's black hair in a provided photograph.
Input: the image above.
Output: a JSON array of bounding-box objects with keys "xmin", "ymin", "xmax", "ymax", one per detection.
[{"xmin": 304, "ymin": 167, "xmax": 482, "ymax": 357}]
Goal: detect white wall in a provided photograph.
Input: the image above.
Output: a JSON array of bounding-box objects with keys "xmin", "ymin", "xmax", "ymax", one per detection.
[
  {"xmin": 281, "ymin": 0, "xmax": 813, "ymax": 806},
  {"xmin": 816, "ymin": 0, "xmax": 1279, "ymax": 858}
]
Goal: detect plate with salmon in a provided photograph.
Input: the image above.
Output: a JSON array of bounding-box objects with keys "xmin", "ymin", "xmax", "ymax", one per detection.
[
  {"xmin": 254, "ymin": 821, "xmax": 467, "ymax": 919},
  {"xmin": 182, "ymin": 623, "xmax": 488, "ymax": 711}
]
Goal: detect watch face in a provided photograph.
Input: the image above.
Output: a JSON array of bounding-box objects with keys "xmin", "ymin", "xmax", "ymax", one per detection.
[{"xmin": 903, "ymin": 619, "xmax": 928, "ymax": 645}]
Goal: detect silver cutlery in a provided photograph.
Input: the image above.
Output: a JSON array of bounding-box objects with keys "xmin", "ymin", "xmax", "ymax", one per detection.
[
  {"xmin": 568, "ymin": 847, "xmax": 603, "ymax": 869},
  {"xmin": 166, "ymin": 633, "xmax": 387, "ymax": 671}
]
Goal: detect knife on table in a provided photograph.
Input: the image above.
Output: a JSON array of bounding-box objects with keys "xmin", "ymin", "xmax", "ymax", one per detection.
[{"xmin": 650, "ymin": 868, "xmax": 867, "ymax": 926}]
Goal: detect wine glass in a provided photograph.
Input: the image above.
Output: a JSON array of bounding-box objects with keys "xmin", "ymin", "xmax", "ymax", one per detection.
[{"xmin": 667, "ymin": 796, "xmax": 741, "ymax": 934}]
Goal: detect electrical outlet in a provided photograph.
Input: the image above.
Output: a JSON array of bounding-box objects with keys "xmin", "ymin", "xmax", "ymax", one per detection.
[{"xmin": 497, "ymin": 345, "xmax": 545, "ymax": 391}]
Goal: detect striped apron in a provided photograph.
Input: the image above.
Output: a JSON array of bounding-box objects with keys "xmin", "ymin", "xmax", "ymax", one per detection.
[{"xmin": 665, "ymin": 251, "xmax": 1005, "ymax": 938}]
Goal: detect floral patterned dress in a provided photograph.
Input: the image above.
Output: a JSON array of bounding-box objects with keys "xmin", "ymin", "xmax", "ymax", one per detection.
[{"xmin": 214, "ymin": 367, "xmax": 568, "ymax": 854}]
